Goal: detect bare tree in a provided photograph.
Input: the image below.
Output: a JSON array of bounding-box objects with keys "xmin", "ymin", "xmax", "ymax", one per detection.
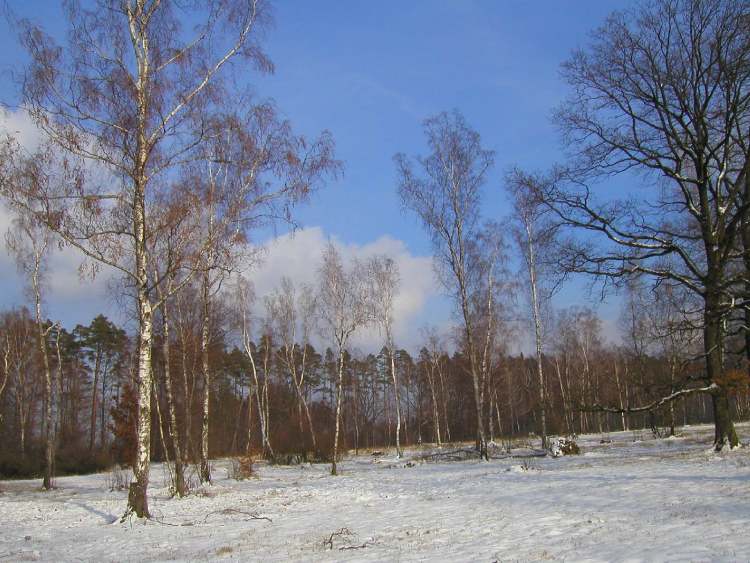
[
  {"xmin": 234, "ymin": 274, "xmax": 274, "ymax": 458},
  {"xmin": 506, "ymin": 169, "xmax": 560, "ymax": 448},
  {"xmin": 2, "ymin": 0, "xmax": 338, "ymax": 516},
  {"xmin": 0, "ymin": 308, "xmax": 35, "ymax": 457},
  {"xmin": 542, "ymin": 0, "xmax": 750, "ymax": 449},
  {"xmin": 266, "ymin": 277, "xmax": 318, "ymax": 453},
  {"xmin": 367, "ymin": 256, "xmax": 403, "ymax": 456},
  {"xmin": 0, "ymin": 0, "xmax": 271, "ymax": 518},
  {"xmin": 5, "ymin": 210, "xmax": 59, "ymax": 490},
  {"xmin": 0, "ymin": 332, "xmax": 10, "ymax": 413},
  {"xmin": 396, "ymin": 111, "xmax": 494, "ymax": 458},
  {"xmin": 419, "ymin": 326, "xmax": 448, "ymax": 445},
  {"xmin": 317, "ymin": 243, "xmax": 369, "ymax": 475},
  {"xmin": 150, "ymin": 197, "xmax": 195, "ymax": 497},
  {"xmin": 469, "ymin": 222, "xmax": 511, "ymax": 448}
]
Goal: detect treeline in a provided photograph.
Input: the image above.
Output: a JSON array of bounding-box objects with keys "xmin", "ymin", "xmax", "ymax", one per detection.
[{"xmin": 3, "ymin": 293, "xmax": 747, "ymax": 480}]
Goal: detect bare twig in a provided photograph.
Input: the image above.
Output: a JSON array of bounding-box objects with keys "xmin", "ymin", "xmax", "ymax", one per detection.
[
  {"xmin": 203, "ymin": 508, "xmax": 272, "ymax": 524},
  {"xmin": 339, "ymin": 542, "xmax": 371, "ymax": 551},
  {"xmin": 323, "ymin": 528, "xmax": 353, "ymax": 550}
]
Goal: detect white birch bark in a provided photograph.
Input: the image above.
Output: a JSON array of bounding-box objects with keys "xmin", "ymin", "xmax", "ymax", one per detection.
[{"xmin": 524, "ymin": 220, "xmax": 547, "ymax": 448}]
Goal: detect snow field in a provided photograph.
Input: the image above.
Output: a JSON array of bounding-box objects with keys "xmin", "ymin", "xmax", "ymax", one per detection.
[{"xmin": 1, "ymin": 423, "xmax": 748, "ymax": 562}]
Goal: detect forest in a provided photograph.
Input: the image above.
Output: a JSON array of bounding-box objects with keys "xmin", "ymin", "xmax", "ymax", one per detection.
[{"xmin": 0, "ymin": 0, "xmax": 749, "ymax": 534}]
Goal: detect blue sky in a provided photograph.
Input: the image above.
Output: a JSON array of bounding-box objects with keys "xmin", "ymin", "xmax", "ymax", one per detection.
[
  {"xmin": 251, "ymin": 1, "xmax": 627, "ymax": 250},
  {"xmin": 0, "ymin": 1, "xmax": 630, "ymax": 349}
]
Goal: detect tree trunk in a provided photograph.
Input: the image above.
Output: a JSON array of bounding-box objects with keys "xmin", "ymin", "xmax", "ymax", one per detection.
[
  {"xmin": 525, "ymin": 227, "xmax": 547, "ymax": 449},
  {"xmin": 427, "ymin": 362, "xmax": 441, "ymax": 445},
  {"xmin": 161, "ymin": 298, "xmax": 186, "ymax": 496},
  {"xmin": 438, "ymin": 362, "xmax": 450, "ymax": 442},
  {"xmin": 704, "ymin": 290, "xmax": 739, "ymax": 450},
  {"xmin": 178, "ymin": 303, "xmax": 194, "ymax": 465},
  {"xmin": 34, "ymin": 261, "xmax": 54, "ymax": 491},
  {"xmin": 199, "ymin": 271, "xmax": 211, "ymax": 483},
  {"xmin": 389, "ymin": 343, "xmax": 402, "ymax": 457},
  {"xmin": 263, "ymin": 357, "xmax": 271, "ymax": 456},
  {"xmin": 331, "ymin": 344, "xmax": 346, "ymax": 476},
  {"xmin": 245, "ymin": 390, "xmax": 255, "ymax": 456},
  {"xmin": 128, "ymin": 291, "xmax": 153, "ymax": 518},
  {"xmin": 246, "ymin": 341, "xmax": 272, "ymax": 458},
  {"xmin": 89, "ymin": 349, "xmax": 101, "ymax": 452},
  {"xmin": 99, "ymin": 365, "xmax": 108, "ymax": 450}
]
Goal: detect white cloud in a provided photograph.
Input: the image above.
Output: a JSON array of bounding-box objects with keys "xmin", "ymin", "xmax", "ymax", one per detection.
[
  {"xmin": 0, "ymin": 107, "xmax": 122, "ymax": 327},
  {"xmin": 0, "ymin": 107, "xmax": 445, "ymax": 347},
  {"xmin": 249, "ymin": 226, "xmax": 443, "ymax": 354},
  {"xmin": 0, "ymin": 107, "xmax": 42, "ymax": 152},
  {"xmin": 0, "ymin": 216, "xmax": 444, "ymax": 350},
  {"xmin": 0, "ymin": 201, "xmax": 120, "ymax": 328}
]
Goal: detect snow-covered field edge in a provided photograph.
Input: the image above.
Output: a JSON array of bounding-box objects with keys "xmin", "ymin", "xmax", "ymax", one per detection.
[{"xmin": 1, "ymin": 423, "xmax": 749, "ymax": 562}]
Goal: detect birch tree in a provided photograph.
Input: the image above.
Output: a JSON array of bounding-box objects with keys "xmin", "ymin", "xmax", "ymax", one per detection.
[
  {"xmin": 469, "ymin": 223, "xmax": 510, "ymax": 447},
  {"xmin": 506, "ymin": 169, "xmax": 560, "ymax": 448},
  {"xmin": 418, "ymin": 328, "xmax": 446, "ymax": 445},
  {"xmin": 266, "ymin": 277, "xmax": 318, "ymax": 453},
  {"xmin": 367, "ymin": 256, "xmax": 403, "ymax": 456},
  {"xmin": 150, "ymin": 196, "xmax": 196, "ymax": 496},
  {"xmin": 4, "ymin": 0, "xmax": 340, "ymax": 517},
  {"xmin": 317, "ymin": 243, "xmax": 369, "ymax": 475},
  {"xmin": 2, "ymin": 0, "xmax": 336, "ymax": 517},
  {"xmin": 5, "ymin": 211, "xmax": 58, "ymax": 490},
  {"xmin": 232, "ymin": 274, "xmax": 272, "ymax": 458},
  {"xmin": 396, "ymin": 111, "xmax": 494, "ymax": 458},
  {"xmin": 0, "ymin": 308, "xmax": 35, "ymax": 457}
]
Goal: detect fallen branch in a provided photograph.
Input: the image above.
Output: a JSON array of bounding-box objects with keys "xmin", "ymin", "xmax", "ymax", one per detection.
[
  {"xmin": 489, "ymin": 450, "xmax": 548, "ymax": 460},
  {"xmin": 581, "ymin": 383, "xmax": 718, "ymax": 414},
  {"xmin": 203, "ymin": 508, "xmax": 272, "ymax": 524},
  {"xmin": 415, "ymin": 448, "xmax": 481, "ymax": 462},
  {"xmin": 340, "ymin": 542, "xmax": 371, "ymax": 551},
  {"xmin": 323, "ymin": 528, "xmax": 353, "ymax": 550}
]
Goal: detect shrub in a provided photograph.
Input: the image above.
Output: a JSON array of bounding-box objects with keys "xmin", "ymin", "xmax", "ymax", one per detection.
[
  {"xmin": 228, "ymin": 456, "xmax": 254, "ymax": 480},
  {"xmin": 548, "ymin": 437, "xmax": 580, "ymax": 457},
  {"xmin": 104, "ymin": 464, "xmax": 132, "ymax": 491}
]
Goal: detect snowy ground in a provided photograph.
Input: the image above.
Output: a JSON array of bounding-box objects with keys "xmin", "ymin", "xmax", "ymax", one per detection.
[{"xmin": 1, "ymin": 424, "xmax": 749, "ymax": 562}]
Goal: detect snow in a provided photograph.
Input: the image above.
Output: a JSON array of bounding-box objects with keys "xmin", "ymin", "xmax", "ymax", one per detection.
[{"xmin": 1, "ymin": 423, "xmax": 749, "ymax": 561}]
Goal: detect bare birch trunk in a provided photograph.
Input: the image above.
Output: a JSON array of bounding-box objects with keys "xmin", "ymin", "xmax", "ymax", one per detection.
[
  {"xmin": 244, "ymin": 339, "xmax": 272, "ymax": 458},
  {"xmin": 352, "ymin": 370, "xmax": 359, "ymax": 455},
  {"xmin": 245, "ymin": 389, "xmax": 255, "ymax": 456},
  {"xmin": 89, "ymin": 350, "xmax": 101, "ymax": 452},
  {"xmin": 29, "ymin": 246, "xmax": 55, "ymax": 491},
  {"xmin": 199, "ymin": 271, "xmax": 211, "ymax": 483},
  {"xmin": 524, "ymin": 222, "xmax": 547, "ymax": 449},
  {"xmin": 293, "ymin": 346, "xmax": 317, "ymax": 452},
  {"xmin": 54, "ymin": 328, "xmax": 63, "ymax": 470},
  {"xmin": 160, "ymin": 294, "xmax": 186, "ymax": 496},
  {"xmin": 17, "ymin": 376, "xmax": 26, "ymax": 458},
  {"xmin": 426, "ymin": 362, "xmax": 441, "ymax": 445},
  {"xmin": 488, "ymin": 389, "xmax": 495, "ymax": 443},
  {"xmin": 438, "ymin": 363, "xmax": 450, "ymax": 442},
  {"xmin": 259, "ymin": 338, "xmax": 273, "ymax": 458},
  {"xmin": 389, "ymin": 340, "xmax": 402, "ymax": 457},
  {"xmin": 152, "ymin": 377, "xmax": 172, "ymax": 486},
  {"xmin": 127, "ymin": 139, "xmax": 154, "ymax": 517},
  {"xmin": 177, "ymin": 299, "xmax": 193, "ymax": 465},
  {"xmin": 128, "ymin": 286, "xmax": 154, "ymax": 519},
  {"xmin": 493, "ymin": 388, "xmax": 503, "ymax": 438},
  {"xmin": 126, "ymin": 1, "xmax": 155, "ymax": 517},
  {"xmin": 0, "ymin": 342, "xmax": 9, "ymax": 406},
  {"xmin": 613, "ymin": 359, "xmax": 628, "ymax": 431},
  {"xmin": 331, "ymin": 345, "xmax": 346, "ymax": 475}
]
